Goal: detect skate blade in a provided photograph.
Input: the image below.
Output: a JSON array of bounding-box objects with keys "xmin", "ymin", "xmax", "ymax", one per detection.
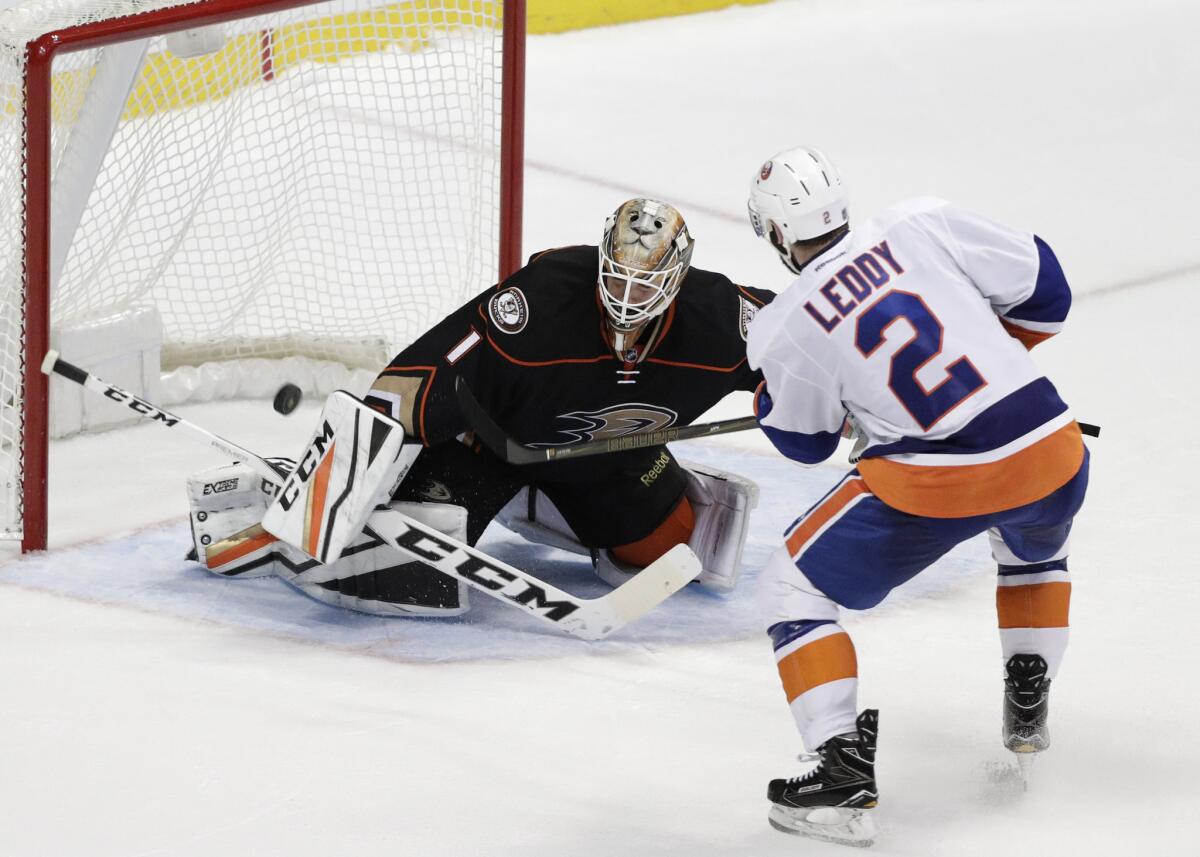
[
  {"xmin": 1014, "ymin": 751, "xmax": 1035, "ymax": 791},
  {"xmin": 768, "ymin": 804, "xmax": 876, "ymax": 847}
]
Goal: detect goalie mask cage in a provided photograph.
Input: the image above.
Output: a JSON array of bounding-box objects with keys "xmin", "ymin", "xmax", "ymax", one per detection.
[{"xmin": 0, "ymin": 0, "xmax": 525, "ymax": 551}]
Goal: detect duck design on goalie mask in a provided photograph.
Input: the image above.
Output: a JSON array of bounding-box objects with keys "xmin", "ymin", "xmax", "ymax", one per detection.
[{"xmin": 598, "ymin": 198, "xmax": 694, "ymax": 353}]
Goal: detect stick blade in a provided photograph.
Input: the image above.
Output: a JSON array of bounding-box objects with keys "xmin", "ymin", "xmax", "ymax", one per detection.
[{"xmin": 572, "ymin": 544, "xmax": 702, "ymax": 640}]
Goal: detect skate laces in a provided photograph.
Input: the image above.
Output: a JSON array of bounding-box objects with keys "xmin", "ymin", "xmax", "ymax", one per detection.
[{"xmin": 783, "ymin": 751, "xmax": 825, "ymax": 785}]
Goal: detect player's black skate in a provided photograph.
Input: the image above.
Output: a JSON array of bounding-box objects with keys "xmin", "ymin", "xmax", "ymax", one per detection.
[
  {"xmin": 1003, "ymin": 654, "xmax": 1051, "ymax": 754},
  {"xmin": 767, "ymin": 709, "xmax": 878, "ymax": 847}
]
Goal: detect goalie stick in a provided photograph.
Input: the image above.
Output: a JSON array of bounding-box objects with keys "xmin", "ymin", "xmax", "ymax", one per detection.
[
  {"xmin": 455, "ymin": 376, "xmax": 1101, "ymax": 466},
  {"xmin": 42, "ymin": 350, "xmax": 702, "ymax": 640},
  {"xmin": 455, "ymin": 376, "xmax": 760, "ymax": 465}
]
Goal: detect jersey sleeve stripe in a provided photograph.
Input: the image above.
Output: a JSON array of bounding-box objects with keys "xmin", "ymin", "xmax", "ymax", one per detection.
[
  {"xmin": 1000, "ymin": 318, "xmax": 1056, "ymax": 349},
  {"xmin": 737, "ymin": 284, "xmax": 769, "ymax": 306},
  {"xmin": 1004, "ymin": 235, "xmax": 1072, "ymax": 323}
]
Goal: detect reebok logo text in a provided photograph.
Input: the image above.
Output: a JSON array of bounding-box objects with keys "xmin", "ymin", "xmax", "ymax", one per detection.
[{"xmin": 640, "ymin": 451, "xmax": 671, "ymax": 487}]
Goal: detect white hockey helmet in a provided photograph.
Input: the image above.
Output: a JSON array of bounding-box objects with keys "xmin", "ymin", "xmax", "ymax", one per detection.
[
  {"xmin": 747, "ymin": 146, "xmax": 848, "ymax": 274},
  {"xmin": 599, "ymin": 198, "xmax": 694, "ymax": 334}
]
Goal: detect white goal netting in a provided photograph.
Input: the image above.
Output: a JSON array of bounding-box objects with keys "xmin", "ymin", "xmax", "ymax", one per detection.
[{"xmin": 0, "ymin": 0, "xmax": 510, "ymax": 540}]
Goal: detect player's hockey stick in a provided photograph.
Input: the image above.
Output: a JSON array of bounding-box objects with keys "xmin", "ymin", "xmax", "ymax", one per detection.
[
  {"xmin": 42, "ymin": 350, "xmax": 702, "ymax": 640},
  {"xmin": 455, "ymin": 376, "xmax": 760, "ymax": 465},
  {"xmin": 456, "ymin": 376, "xmax": 1099, "ymax": 466}
]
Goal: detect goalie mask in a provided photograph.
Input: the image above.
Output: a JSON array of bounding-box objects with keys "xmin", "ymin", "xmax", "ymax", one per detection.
[
  {"xmin": 598, "ymin": 199, "xmax": 694, "ymax": 339},
  {"xmin": 747, "ymin": 146, "xmax": 848, "ymax": 274}
]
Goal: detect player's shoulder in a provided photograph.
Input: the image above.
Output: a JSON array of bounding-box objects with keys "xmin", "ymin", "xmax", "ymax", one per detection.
[
  {"xmin": 859, "ymin": 196, "xmax": 951, "ymax": 236},
  {"xmin": 477, "ymin": 245, "xmax": 609, "ymax": 360},
  {"xmin": 655, "ymin": 267, "xmax": 774, "ymax": 366}
]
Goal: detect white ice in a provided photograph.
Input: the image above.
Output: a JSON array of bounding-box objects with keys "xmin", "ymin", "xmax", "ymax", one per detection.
[{"xmin": 2, "ymin": 0, "xmax": 1198, "ymax": 854}]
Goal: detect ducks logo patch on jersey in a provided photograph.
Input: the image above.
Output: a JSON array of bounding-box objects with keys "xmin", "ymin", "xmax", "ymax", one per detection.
[
  {"xmin": 488, "ymin": 287, "xmax": 529, "ymax": 334},
  {"xmin": 544, "ymin": 404, "xmax": 678, "ymax": 446}
]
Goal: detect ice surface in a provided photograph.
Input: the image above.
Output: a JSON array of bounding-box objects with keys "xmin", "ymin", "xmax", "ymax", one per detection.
[{"xmin": 0, "ymin": 445, "xmax": 990, "ymax": 662}]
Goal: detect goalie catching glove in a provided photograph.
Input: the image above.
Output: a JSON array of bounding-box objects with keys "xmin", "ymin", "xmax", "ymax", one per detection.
[
  {"xmin": 186, "ymin": 389, "xmax": 474, "ymax": 616},
  {"xmin": 187, "ymin": 460, "xmax": 470, "ymax": 616}
]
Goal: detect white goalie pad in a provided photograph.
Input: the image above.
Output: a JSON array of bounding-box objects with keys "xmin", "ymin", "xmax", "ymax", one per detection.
[
  {"xmin": 499, "ymin": 463, "xmax": 758, "ymax": 592},
  {"xmin": 279, "ymin": 501, "xmax": 470, "ymax": 617},
  {"xmin": 262, "ymin": 390, "xmax": 418, "ymax": 563},
  {"xmin": 190, "ymin": 465, "xmax": 471, "ymax": 617},
  {"xmin": 495, "ymin": 487, "xmax": 590, "ymax": 556},
  {"xmin": 684, "ymin": 462, "xmax": 759, "ymax": 591}
]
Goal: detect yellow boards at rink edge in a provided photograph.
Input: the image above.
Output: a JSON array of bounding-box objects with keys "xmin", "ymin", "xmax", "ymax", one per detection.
[
  {"xmin": 528, "ymin": 0, "xmax": 771, "ymax": 34},
  {"xmin": 46, "ymin": 0, "xmax": 770, "ymax": 123}
]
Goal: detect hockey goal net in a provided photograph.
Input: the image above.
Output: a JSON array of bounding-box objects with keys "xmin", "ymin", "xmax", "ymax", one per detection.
[{"xmin": 0, "ymin": 0, "xmax": 524, "ymax": 550}]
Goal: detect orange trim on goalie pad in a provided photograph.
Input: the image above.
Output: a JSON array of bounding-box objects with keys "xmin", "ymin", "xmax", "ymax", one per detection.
[
  {"xmin": 996, "ymin": 581, "xmax": 1072, "ymax": 629},
  {"xmin": 778, "ymin": 631, "xmax": 858, "ymax": 703},
  {"xmin": 305, "ymin": 442, "xmax": 336, "ymax": 557},
  {"xmin": 785, "ymin": 478, "xmax": 869, "ymax": 557},
  {"xmin": 857, "ymin": 422, "xmax": 1084, "ymax": 518},
  {"xmin": 206, "ymin": 525, "xmax": 278, "ymax": 569},
  {"xmin": 610, "ymin": 496, "xmax": 695, "ymax": 567}
]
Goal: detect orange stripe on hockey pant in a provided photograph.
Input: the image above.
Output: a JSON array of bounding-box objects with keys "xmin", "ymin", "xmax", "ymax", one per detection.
[
  {"xmin": 857, "ymin": 422, "xmax": 1084, "ymax": 518},
  {"xmin": 997, "ymin": 581, "xmax": 1072, "ymax": 628},
  {"xmin": 206, "ymin": 525, "xmax": 278, "ymax": 569},
  {"xmin": 785, "ymin": 478, "xmax": 869, "ymax": 557},
  {"xmin": 305, "ymin": 442, "xmax": 336, "ymax": 556},
  {"xmin": 611, "ymin": 497, "xmax": 695, "ymax": 567},
  {"xmin": 778, "ymin": 632, "xmax": 858, "ymax": 702}
]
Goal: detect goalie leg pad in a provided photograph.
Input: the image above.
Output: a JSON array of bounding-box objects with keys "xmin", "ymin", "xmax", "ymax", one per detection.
[
  {"xmin": 495, "ymin": 486, "xmax": 590, "ymax": 556},
  {"xmin": 262, "ymin": 390, "xmax": 419, "ymax": 563},
  {"xmin": 188, "ymin": 462, "xmax": 280, "ymax": 578},
  {"xmin": 279, "ymin": 500, "xmax": 471, "ymax": 617},
  {"xmin": 682, "ymin": 462, "xmax": 760, "ymax": 592}
]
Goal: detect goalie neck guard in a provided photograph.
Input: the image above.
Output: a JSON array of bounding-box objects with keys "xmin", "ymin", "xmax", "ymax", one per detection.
[{"xmin": 598, "ymin": 198, "xmax": 694, "ymax": 346}]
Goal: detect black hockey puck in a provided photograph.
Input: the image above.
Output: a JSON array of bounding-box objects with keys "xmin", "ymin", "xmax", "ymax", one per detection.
[{"xmin": 273, "ymin": 383, "xmax": 302, "ymax": 415}]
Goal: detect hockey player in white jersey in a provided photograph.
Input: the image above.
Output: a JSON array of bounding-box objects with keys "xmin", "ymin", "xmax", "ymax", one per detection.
[{"xmin": 744, "ymin": 146, "xmax": 1088, "ymax": 846}]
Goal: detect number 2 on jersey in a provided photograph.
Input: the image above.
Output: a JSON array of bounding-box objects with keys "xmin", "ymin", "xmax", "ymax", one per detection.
[{"xmin": 855, "ymin": 291, "xmax": 986, "ymax": 430}]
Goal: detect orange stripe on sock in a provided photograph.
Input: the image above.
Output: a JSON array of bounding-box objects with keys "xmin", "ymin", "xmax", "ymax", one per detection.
[
  {"xmin": 305, "ymin": 442, "xmax": 336, "ymax": 556},
  {"xmin": 611, "ymin": 497, "xmax": 695, "ymax": 567},
  {"xmin": 785, "ymin": 479, "xmax": 869, "ymax": 557},
  {"xmin": 996, "ymin": 581, "xmax": 1072, "ymax": 628},
  {"xmin": 777, "ymin": 631, "xmax": 858, "ymax": 703},
  {"xmin": 858, "ymin": 422, "xmax": 1084, "ymax": 518}
]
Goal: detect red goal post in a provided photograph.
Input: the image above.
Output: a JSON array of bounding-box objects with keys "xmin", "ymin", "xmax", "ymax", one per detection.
[{"xmin": 4, "ymin": 0, "xmax": 526, "ymax": 551}]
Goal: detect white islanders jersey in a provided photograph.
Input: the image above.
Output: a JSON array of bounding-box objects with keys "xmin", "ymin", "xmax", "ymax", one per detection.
[{"xmin": 747, "ymin": 197, "xmax": 1084, "ymax": 518}]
